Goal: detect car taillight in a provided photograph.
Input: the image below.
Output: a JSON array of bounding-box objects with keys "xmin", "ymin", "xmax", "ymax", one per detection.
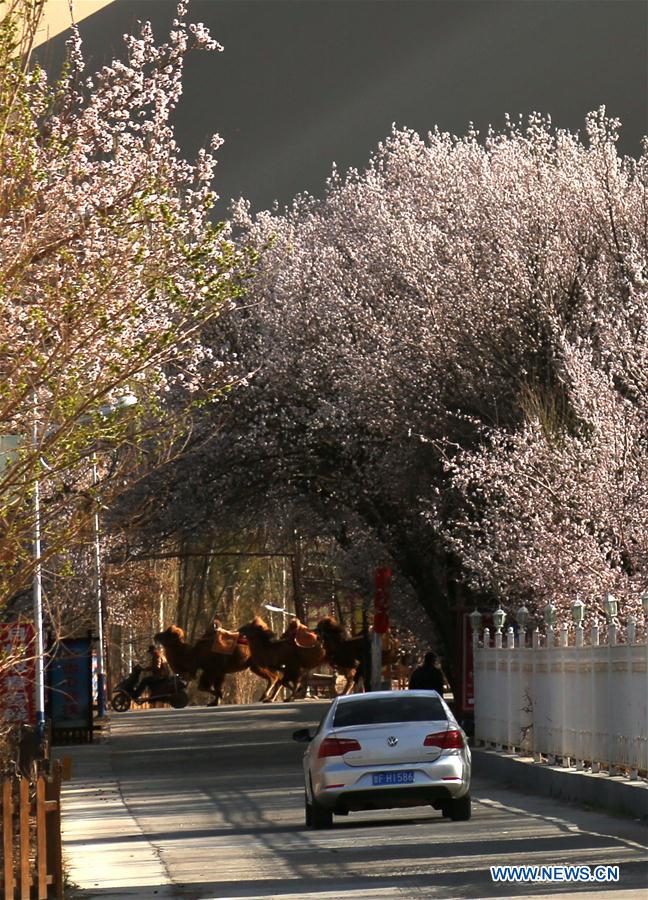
[
  {"xmin": 318, "ymin": 737, "xmax": 362, "ymax": 758},
  {"xmin": 424, "ymin": 729, "xmax": 464, "ymax": 749}
]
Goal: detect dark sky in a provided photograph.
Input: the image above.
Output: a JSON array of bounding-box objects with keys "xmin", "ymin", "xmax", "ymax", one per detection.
[{"xmin": 38, "ymin": 0, "xmax": 648, "ymax": 214}]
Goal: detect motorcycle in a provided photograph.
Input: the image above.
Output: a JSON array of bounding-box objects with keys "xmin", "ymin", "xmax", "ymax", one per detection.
[{"xmin": 111, "ymin": 665, "xmax": 189, "ymax": 712}]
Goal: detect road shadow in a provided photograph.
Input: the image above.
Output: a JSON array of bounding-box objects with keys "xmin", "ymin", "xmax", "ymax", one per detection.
[
  {"xmin": 72, "ymin": 859, "xmax": 648, "ymax": 900},
  {"xmin": 71, "ymin": 704, "xmax": 647, "ymax": 899}
]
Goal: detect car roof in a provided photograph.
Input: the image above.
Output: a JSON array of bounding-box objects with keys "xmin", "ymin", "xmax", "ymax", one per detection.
[{"xmin": 334, "ymin": 690, "xmax": 443, "ymax": 703}]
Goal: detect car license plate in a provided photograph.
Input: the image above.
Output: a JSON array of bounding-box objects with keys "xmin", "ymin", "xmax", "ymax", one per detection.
[{"xmin": 372, "ymin": 770, "xmax": 415, "ymax": 786}]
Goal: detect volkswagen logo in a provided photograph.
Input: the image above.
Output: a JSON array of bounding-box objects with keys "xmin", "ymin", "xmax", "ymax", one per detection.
[{"xmin": 387, "ymin": 736, "xmax": 398, "ymax": 747}]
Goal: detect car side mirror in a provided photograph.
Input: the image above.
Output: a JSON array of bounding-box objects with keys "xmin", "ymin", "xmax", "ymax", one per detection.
[{"xmin": 292, "ymin": 727, "xmax": 313, "ymax": 743}]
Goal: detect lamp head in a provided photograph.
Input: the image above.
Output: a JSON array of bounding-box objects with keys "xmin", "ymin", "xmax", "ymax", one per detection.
[
  {"xmin": 97, "ymin": 394, "xmax": 138, "ymax": 417},
  {"xmin": 603, "ymin": 593, "xmax": 618, "ymax": 621},
  {"xmin": 515, "ymin": 604, "xmax": 530, "ymax": 629},
  {"xmin": 115, "ymin": 393, "xmax": 138, "ymax": 410},
  {"xmin": 570, "ymin": 597, "xmax": 585, "ymax": 626},
  {"xmin": 492, "ymin": 607, "xmax": 506, "ymax": 630},
  {"xmin": 641, "ymin": 592, "xmax": 648, "ymax": 617},
  {"xmin": 468, "ymin": 608, "xmax": 482, "ymax": 631},
  {"xmin": 543, "ymin": 601, "xmax": 557, "ymax": 627}
]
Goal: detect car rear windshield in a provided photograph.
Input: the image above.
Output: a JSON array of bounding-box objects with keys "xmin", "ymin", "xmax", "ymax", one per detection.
[{"xmin": 333, "ymin": 695, "xmax": 446, "ymax": 728}]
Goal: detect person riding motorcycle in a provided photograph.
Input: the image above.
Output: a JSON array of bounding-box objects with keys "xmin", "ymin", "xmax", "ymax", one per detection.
[{"xmin": 132, "ymin": 644, "xmax": 171, "ymax": 698}]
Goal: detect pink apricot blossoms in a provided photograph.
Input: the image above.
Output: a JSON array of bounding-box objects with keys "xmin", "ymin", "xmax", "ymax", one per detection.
[
  {"xmin": 0, "ymin": 1, "xmax": 243, "ymax": 607},
  {"xmin": 220, "ymin": 110, "xmax": 647, "ymax": 633}
]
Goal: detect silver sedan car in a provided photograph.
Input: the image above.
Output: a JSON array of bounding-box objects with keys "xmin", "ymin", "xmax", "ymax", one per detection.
[{"xmin": 293, "ymin": 690, "xmax": 471, "ymax": 829}]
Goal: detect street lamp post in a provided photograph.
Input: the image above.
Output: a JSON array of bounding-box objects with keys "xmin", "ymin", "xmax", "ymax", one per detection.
[
  {"xmin": 91, "ymin": 394, "xmax": 138, "ymax": 718},
  {"xmin": 603, "ymin": 592, "xmax": 618, "ymax": 622},
  {"xmin": 264, "ymin": 603, "xmax": 295, "ymax": 620},
  {"xmin": 3, "ymin": 392, "xmax": 136, "ymax": 734},
  {"xmin": 31, "ymin": 400, "xmax": 47, "ymax": 743},
  {"xmin": 642, "ymin": 592, "xmax": 648, "ymax": 641},
  {"xmin": 603, "ymin": 592, "xmax": 618, "ymax": 646},
  {"xmin": 468, "ymin": 608, "xmax": 482, "ymax": 648},
  {"xmin": 91, "ymin": 456, "xmax": 107, "ymax": 717},
  {"xmin": 543, "ymin": 601, "xmax": 557, "ymax": 646},
  {"xmin": 263, "ymin": 602, "xmax": 296, "ymax": 634},
  {"xmin": 571, "ymin": 597, "xmax": 585, "ymax": 647},
  {"xmin": 2, "ymin": 419, "xmax": 47, "ymax": 743},
  {"xmin": 492, "ymin": 607, "xmax": 506, "ymax": 649},
  {"xmin": 515, "ymin": 604, "xmax": 530, "ymax": 647}
]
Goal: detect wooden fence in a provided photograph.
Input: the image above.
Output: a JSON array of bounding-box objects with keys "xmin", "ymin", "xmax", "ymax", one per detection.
[{"xmin": 1, "ymin": 762, "xmax": 63, "ymax": 900}]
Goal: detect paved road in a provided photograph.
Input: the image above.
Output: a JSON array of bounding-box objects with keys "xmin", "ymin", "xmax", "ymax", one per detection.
[{"xmin": 61, "ymin": 702, "xmax": 647, "ymax": 899}]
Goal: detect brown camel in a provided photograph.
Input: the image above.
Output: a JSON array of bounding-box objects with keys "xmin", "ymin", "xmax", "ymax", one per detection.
[
  {"xmin": 394, "ymin": 648, "xmax": 417, "ymax": 690},
  {"xmin": 281, "ymin": 617, "xmax": 319, "ymax": 647},
  {"xmin": 280, "ymin": 617, "xmax": 322, "ymax": 698},
  {"xmin": 154, "ymin": 626, "xmax": 197, "ymax": 678},
  {"xmin": 238, "ymin": 616, "xmax": 325, "ymax": 702},
  {"xmin": 314, "ymin": 617, "xmax": 367, "ymax": 694},
  {"xmin": 196, "ymin": 618, "xmax": 283, "ymax": 703},
  {"xmin": 154, "ymin": 623, "xmax": 280, "ymax": 705},
  {"xmin": 315, "ymin": 619, "xmax": 400, "ymax": 694}
]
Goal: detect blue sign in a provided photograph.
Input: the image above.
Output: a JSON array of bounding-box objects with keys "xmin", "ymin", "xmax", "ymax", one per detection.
[{"xmin": 49, "ymin": 638, "xmax": 93, "ymax": 731}]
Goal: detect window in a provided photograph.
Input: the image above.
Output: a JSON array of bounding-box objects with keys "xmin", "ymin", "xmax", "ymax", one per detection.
[{"xmin": 333, "ymin": 695, "xmax": 446, "ymax": 728}]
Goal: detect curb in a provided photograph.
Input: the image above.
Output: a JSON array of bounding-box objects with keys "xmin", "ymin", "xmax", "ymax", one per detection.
[{"xmin": 472, "ymin": 747, "xmax": 648, "ymax": 821}]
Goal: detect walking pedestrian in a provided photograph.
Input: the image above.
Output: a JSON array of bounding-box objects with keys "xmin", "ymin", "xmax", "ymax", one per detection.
[{"xmin": 408, "ymin": 651, "xmax": 445, "ymax": 694}]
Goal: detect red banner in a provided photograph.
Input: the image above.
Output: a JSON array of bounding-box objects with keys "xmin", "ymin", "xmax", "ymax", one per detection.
[
  {"xmin": 460, "ymin": 613, "xmax": 474, "ymax": 714},
  {"xmin": 0, "ymin": 623, "xmax": 36, "ymax": 725},
  {"xmin": 373, "ymin": 567, "xmax": 392, "ymax": 634}
]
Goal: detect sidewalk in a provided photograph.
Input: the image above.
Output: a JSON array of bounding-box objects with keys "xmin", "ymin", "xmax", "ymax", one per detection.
[
  {"xmin": 472, "ymin": 748, "xmax": 648, "ymax": 821},
  {"xmin": 53, "ymin": 738, "xmax": 174, "ymax": 898}
]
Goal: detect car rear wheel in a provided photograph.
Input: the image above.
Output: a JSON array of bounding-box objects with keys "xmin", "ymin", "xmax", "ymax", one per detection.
[
  {"xmin": 305, "ymin": 793, "xmax": 333, "ymax": 829},
  {"xmin": 443, "ymin": 793, "xmax": 471, "ymax": 821}
]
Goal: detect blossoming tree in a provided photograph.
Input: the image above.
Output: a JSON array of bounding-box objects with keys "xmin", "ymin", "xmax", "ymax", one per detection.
[
  {"xmin": 159, "ymin": 109, "xmax": 647, "ymax": 679},
  {"xmin": 0, "ymin": 0, "xmax": 246, "ymax": 621}
]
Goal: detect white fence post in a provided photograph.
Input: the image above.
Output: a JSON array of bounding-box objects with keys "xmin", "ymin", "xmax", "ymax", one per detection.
[
  {"xmin": 591, "ymin": 621, "xmax": 599, "ymax": 646},
  {"xmin": 506, "ymin": 627, "xmax": 514, "ymax": 750},
  {"xmin": 590, "ymin": 625, "xmax": 600, "ymax": 773},
  {"xmin": 530, "ymin": 628, "xmax": 539, "ymax": 760},
  {"xmin": 474, "ymin": 629, "xmax": 491, "ymax": 748},
  {"xmin": 546, "ymin": 625, "xmax": 557, "ymax": 764},
  {"xmin": 560, "ymin": 626, "xmax": 570, "ymax": 767}
]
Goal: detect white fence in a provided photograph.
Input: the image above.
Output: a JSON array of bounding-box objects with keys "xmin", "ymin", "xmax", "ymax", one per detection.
[{"xmin": 474, "ymin": 623, "xmax": 648, "ymax": 778}]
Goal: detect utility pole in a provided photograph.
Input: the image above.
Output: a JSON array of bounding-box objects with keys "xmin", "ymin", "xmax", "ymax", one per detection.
[
  {"xmin": 371, "ymin": 567, "xmax": 392, "ymax": 691},
  {"xmin": 290, "ymin": 530, "xmax": 306, "ymax": 622}
]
